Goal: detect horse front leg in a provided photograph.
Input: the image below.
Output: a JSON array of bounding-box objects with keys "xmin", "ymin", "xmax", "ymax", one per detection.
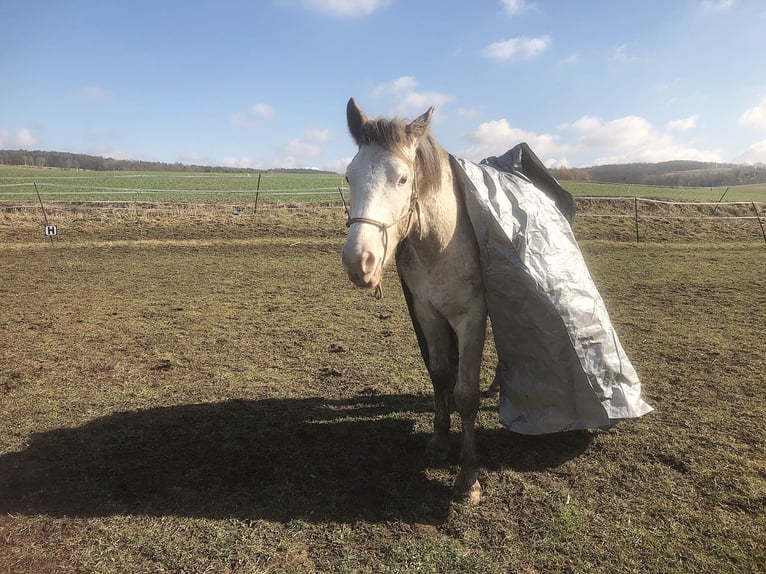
[
  {"xmin": 417, "ymin": 315, "xmax": 457, "ymax": 462},
  {"xmin": 452, "ymin": 313, "xmax": 486, "ymax": 504}
]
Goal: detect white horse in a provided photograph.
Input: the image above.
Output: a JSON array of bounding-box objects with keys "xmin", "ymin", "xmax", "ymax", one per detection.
[{"xmin": 342, "ymin": 98, "xmax": 486, "ymax": 502}]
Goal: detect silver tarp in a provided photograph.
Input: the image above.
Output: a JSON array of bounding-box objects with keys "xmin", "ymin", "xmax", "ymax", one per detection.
[{"xmin": 451, "ymin": 145, "xmax": 653, "ymax": 434}]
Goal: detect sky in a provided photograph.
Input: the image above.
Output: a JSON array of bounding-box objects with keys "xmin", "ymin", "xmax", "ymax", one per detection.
[{"xmin": 2, "ymin": 0, "xmax": 766, "ymax": 172}]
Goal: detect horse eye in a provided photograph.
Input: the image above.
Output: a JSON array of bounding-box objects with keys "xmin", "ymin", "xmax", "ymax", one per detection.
[{"xmin": 398, "ymin": 175, "xmax": 408, "ymax": 185}]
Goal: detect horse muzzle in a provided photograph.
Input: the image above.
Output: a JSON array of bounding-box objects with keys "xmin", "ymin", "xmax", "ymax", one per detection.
[{"xmin": 342, "ymin": 248, "xmax": 382, "ymax": 289}]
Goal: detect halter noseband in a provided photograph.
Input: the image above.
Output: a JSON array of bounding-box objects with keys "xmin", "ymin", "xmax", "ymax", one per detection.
[{"xmin": 345, "ymin": 184, "xmax": 420, "ymax": 299}]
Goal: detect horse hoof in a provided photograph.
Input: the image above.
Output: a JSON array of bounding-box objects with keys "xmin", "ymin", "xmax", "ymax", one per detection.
[{"xmin": 454, "ymin": 478, "xmax": 482, "ymax": 505}]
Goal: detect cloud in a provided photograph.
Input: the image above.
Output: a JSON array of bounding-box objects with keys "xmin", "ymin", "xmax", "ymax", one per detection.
[
  {"xmin": 324, "ymin": 156, "xmax": 353, "ymax": 174},
  {"xmin": 461, "ymin": 118, "xmax": 569, "ymax": 166},
  {"xmin": 565, "ymin": 114, "xmax": 722, "ymax": 164},
  {"xmin": 229, "ymin": 103, "xmax": 275, "ymax": 128},
  {"xmin": 558, "ymin": 53, "xmax": 580, "ymax": 66},
  {"xmin": 88, "ymin": 143, "xmax": 137, "ymax": 161},
  {"xmin": 220, "ymin": 156, "xmax": 256, "ymax": 169},
  {"xmin": 611, "ymin": 44, "xmax": 639, "ymax": 63},
  {"xmin": 739, "ymin": 97, "xmax": 766, "ymax": 128},
  {"xmin": 500, "ymin": 0, "xmax": 531, "ymax": 17},
  {"xmin": 281, "ymin": 127, "xmax": 332, "ymax": 158},
  {"xmin": 224, "ymin": 127, "xmax": 335, "ymax": 170},
  {"xmin": 701, "ymin": 0, "xmax": 734, "ymax": 13},
  {"xmin": 569, "ymin": 115, "xmax": 653, "ymax": 149},
  {"xmin": 0, "ymin": 126, "xmax": 39, "ymax": 148},
  {"xmin": 736, "ymin": 139, "xmax": 766, "ymax": 164},
  {"xmin": 372, "ymin": 76, "xmax": 417, "ymax": 97},
  {"xmin": 371, "ymin": 76, "xmax": 454, "ymax": 117},
  {"xmin": 285, "ymin": 0, "xmax": 387, "ymax": 18},
  {"xmin": 79, "ymin": 86, "xmax": 114, "ymax": 101},
  {"xmin": 665, "ymin": 115, "xmax": 699, "ymax": 131},
  {"xmin": 178, "ymin": 151, "xmax": 206, "ymax": 164},
  {"xmin": 482, "ymin": 35, "xmax": 551, "ymax": 62}
]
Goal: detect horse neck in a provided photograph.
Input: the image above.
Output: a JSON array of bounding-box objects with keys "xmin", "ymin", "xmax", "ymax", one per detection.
[{"xmin": 411, "ymin": 147, "xmax": 469, "ymax": 255}]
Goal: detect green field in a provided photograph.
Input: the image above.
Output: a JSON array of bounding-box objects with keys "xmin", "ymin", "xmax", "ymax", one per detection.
[
  {"xmin": 3, "ymin": 165, "xmax": 766, "ymax": 205},
  {"xmin": 0, "ymin": 166, "xmax": 347, "ymax": 204},
  {"xmin": 562, "ymin": 179, "xmax": 766, "ymax": 203}
]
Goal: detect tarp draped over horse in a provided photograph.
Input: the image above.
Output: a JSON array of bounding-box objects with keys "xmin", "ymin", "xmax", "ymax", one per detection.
[{"xmin": 402, "ymin": 143, "xmax": 653, "ymax": 434}]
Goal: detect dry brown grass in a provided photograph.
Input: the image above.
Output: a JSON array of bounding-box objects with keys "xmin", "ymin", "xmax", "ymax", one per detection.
[{"xmin": 1, "ymin": 207, "xmax": 764, "ymax": 573}]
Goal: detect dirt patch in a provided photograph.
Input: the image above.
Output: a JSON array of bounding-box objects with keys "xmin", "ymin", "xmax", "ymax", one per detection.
[{"xmin": 0, "ymin": 209, "xmax": 764, "ymax": 573}]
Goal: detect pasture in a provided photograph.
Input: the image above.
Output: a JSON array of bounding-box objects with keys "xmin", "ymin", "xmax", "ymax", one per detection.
[
  {"xmin": 1, "ymin": 170, "xmax": 765, "ymax": 573},
  {"xmin": 0, "ymin": 167, "xmax": 346, "ymax": 205}
]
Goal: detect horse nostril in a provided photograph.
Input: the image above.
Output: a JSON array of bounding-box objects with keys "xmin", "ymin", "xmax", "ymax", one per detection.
[{"xmin": 360, "ymin": 251, "xmax": 377, "ymax": 275}]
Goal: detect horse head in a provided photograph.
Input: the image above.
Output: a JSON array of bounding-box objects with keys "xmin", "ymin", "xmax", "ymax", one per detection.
[{"xmin": 341, "ymin": 98, "xmax": 433, "ymax": 292}]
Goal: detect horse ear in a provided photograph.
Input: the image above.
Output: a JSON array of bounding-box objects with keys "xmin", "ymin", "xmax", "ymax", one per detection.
[
  {"xmin": 347, "ymin": 98, "xmax": 368, "ymax": 145},
  {"xmin": 406, "ymin": 107, "xmax": 434, "ymax": 141}
]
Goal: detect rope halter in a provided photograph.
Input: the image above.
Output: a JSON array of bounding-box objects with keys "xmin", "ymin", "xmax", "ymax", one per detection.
[{"xmin": 345, "ymin": 184, "xmax": 420, "ymax": 299}]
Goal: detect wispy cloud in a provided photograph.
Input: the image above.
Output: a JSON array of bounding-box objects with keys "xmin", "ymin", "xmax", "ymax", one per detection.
[
  {"xmin": 372, "ymin": 76, "xmax": 453, "ymax": 117},
  {"xmin": 461, "ymin": 118, "xmax": 569, "ymax": 167},
  {"xmin": 701, "ymin": 0, "xmax": 735, "ymax": 13},
  {"xmin": 87, "ymin": 143, "xmax": 137, "ymax": 160},
  {"xmin": 79, "ymin": 86, "xmax": 114, "ymax": 101},
  {"xmin": 665, "ymin": 115, "xmax": 698, "ymax": 131},
  {"xmin": 283, "ymin": 0, "xmax": 388, "ymax": 18},
  {"xmin": 739, "ymin": 97, "xmax": 766, "ymax": 128},
  {"xmin": 229, "ymin": 103, "xmax": 276, "ymax": 128},
  {"xmin": 565, "ymin": 114, "xmax": 721, "ymax": 164},
  {"xmin": 178, "ymin": 151, "xmax": 206, "ymax": 164},
  {"xmin": 736, "ymin": 139, "xmax": 766, "ymax": 164},
  {"xmin": 281, "ymin": 127, "xmax": 332, "ymax": 158},
  {"xmin": 611, "ymin": 44, "xmax": 640, "ymax": 63},
  {"xmin": 0, "ymin": 126, "xmax": 39, "ymax": 148},
  {"xmin": 371, "ymin": 76, "xmax": 417, "ymax": 97},
  {"xmin": 482, "ymin": 35, "xmax": 551, "ymax": 62},
  {"xmin": 558, "ymin": 53, "xmax": 581, "ymax": 66},
  {"xmin": 222, "ymin": 126, "xmax": 335, "ymax": 170},
  {"xmin": 500, "ymin": 0, "xmax": 532, "ymax": 17}
]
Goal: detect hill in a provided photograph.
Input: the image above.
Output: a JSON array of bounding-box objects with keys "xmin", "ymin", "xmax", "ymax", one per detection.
[
  {"xmin": 0, "ymin": 149, "xmax": 336, "ymax": 175},
  {"xmin": 4, "ymin": 149, "xmax": 765, "ymax": 185},
  {"xmin": 552, "ymin": 160, "xmax": 766, "ymax": 187}
]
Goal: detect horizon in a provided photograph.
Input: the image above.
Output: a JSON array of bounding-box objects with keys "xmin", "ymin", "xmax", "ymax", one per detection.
[
  {"xmin": 3, "ymin": 148, "xmax": 764, "ymax": 174},
  {"xmin": 2, "ymin": 1, "xmax": 766, "ymax": 171}
]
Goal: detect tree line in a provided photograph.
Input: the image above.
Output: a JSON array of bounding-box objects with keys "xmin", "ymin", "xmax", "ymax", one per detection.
[
  {"xmin": 551, "ymin": 160, "xmax": 766, "ymax": 187},
  {"xmin": 0, "ymin": 149, "xmax": 335, "ymax": 175},
  {"xmin": 4, "ymin": 148, "xmax": 764, "ymax": 185}
]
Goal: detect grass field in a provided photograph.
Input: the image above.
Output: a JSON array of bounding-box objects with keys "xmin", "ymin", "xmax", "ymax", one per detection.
[
  {"xmin": 0, "ymin": 205, "xmax": 764, "ymax": 572},
  {"xmin": 3, "ymin": 165, "xmax": 766, "ymax": 205},
  {"xmin": 0, "ymin": 166, "xmax": 347, "ymax": 204},
  {"xmin": 562, "ymin": 180, "xmax": 766, "ymax": 203}
]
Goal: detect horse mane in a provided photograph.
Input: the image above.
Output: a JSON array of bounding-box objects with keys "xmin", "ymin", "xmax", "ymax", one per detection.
[{"xmin": 356, "ymin": 118, "xmax": 444, "ymax": 195}]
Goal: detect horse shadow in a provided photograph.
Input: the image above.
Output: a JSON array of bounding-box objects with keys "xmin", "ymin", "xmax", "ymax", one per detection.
[{"xmin": 0, "ymin": 393, "xmax": 592, "ymax": 524}]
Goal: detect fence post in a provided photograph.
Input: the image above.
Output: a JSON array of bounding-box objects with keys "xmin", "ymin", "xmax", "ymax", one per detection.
[
  {"xmin": 338, "ymin": 186, "xmax": 349, "ymax": 219},
  {"xmin": 712, "ymin": 187, "xmax": 730, "ymax": 216},
  {"xmin": 752, "ymin": 202, "xmax": 766, "ymax": 244},
  {"xmin": 254, "ymin": 172, "xmax": 262, "ymax": 215},
  {"xmin": 634, "ymin": 197, "xmax": 640, "ymax": 243},
  {"xmin": 34, "ymin": 182, "xmax": 54, "ymax": 245}
]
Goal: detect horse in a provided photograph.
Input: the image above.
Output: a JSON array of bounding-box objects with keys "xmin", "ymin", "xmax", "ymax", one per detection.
[{"xmin": 341, "ymin": 98, "xmax": 486, "ymax": 503}]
